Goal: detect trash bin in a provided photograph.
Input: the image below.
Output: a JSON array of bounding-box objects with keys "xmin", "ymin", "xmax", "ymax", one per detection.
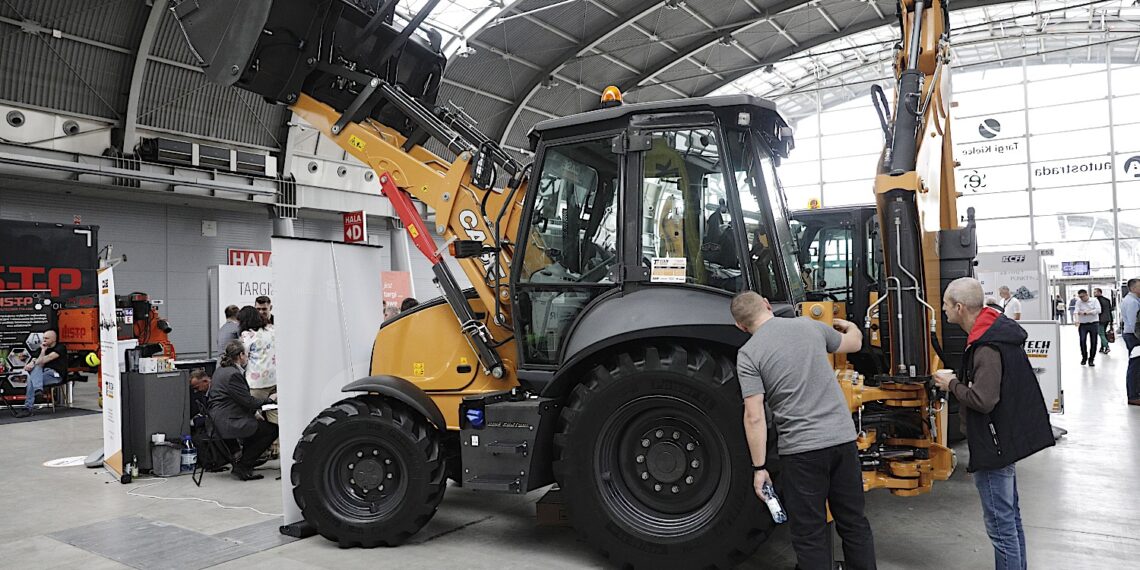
[{"xmin": 151, "ymin": 441, "xmax": 182, "ymax": 477}]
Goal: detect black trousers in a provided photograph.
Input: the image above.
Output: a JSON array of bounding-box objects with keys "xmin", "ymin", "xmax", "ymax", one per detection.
[
  {"xmin": 237, "ymin": 419, "xmax": 278, "ymax": 471},
  {"xmin": 1078, "ymin": 322, "xmax": 1099, "ymax": 361},
  {"xmin": 781, "ymin": 441, "xmax": 877, "ymax": 570}
]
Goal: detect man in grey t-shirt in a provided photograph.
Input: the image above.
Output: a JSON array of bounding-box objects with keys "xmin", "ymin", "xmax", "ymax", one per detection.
[
  {"xmin": 215, "ymin": 304, "xmax": 241, "ymax": 356},
  {"xmin": 730, "ymin": 291, "xmax": 877, "ymax": 570}
]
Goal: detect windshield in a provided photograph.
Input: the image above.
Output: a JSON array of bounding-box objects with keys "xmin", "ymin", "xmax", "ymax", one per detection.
[{"xmin": 727, "ymin": 129, "xmax": 803, "ymax": 302}]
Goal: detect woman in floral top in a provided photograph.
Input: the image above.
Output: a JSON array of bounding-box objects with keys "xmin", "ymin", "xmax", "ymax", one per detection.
[{"xmin": 237, "ymin": 306, "xmax": 276, "ymax": 425}]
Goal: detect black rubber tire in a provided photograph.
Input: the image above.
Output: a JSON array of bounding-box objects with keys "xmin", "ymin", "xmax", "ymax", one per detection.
[
  {"xmin": 291, "ymin": 396, "xmax": 446, "ymax": 547},
  {"xmin": 553, "ymin": 344, "xmax": 772, "ymax": 569}
]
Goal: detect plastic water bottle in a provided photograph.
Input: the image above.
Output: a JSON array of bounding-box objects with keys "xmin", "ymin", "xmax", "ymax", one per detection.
[
  {"xmin": 761, "ymin": 482, "xmax": 788, "ymax": 524},
  {"xmin": 180, "ymin": 435, "xmax": 197, "ymax": 473}
]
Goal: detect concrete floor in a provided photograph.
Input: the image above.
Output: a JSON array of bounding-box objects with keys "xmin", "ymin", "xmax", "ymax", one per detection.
[{"xmin": 2, "ymin": 330, "xmax": 1138, "ymax": 569}]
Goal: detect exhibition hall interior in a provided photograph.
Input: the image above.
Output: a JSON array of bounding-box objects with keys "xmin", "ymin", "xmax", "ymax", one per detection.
[{"xmin": 2, "ymin": 0, "xmax": 1139, "ymax": 568}]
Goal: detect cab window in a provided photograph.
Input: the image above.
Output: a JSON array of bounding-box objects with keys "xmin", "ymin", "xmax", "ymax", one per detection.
[{"xmin": 640, "ymin": 127, "xmax": 746, "ymax": 293}]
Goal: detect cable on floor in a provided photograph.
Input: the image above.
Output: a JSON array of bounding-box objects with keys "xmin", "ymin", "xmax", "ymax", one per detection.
[{"xmin": 125, "ymin": 478, "xmax": 282, "ymax": 517}]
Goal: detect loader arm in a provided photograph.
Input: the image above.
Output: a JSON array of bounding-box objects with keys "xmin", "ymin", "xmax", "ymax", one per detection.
[
  {"xmin": 287, "ymin": 93, "xmax": 526, "ymax": 327},
  {"xmin": 168, "ymin": 0, "xmax": 534, "ymax": 377}
]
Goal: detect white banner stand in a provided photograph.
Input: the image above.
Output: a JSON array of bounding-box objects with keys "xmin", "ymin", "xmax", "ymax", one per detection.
[
  {"xmin": 271, "ymin": 237, "xmax": 385, "ymax": 532},
  {"xmin": 97, "ymin": 267, "xmax": 125, "ymax": 481},
  {"xmin": 1020, "ymin": 320, "xmax": 1065, "ymax": 439}
]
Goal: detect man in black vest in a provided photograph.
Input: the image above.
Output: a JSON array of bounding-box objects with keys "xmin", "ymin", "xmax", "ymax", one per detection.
[{"xmin": 934, "ymin": 277, "xmax": 1054, "ymax": 570}]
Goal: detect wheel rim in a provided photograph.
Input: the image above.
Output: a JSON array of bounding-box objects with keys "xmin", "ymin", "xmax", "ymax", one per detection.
[
  {"xmin": 322, "ymin": 434, "xmax": 408, "ymax": 522},
  {"xmin": 594, "ymin": 394, "xmax": 732, "ymax": 539}
]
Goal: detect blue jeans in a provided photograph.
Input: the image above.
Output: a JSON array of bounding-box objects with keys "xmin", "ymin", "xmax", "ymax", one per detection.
[
  {"xmin": 973, "ymin": 464, "xmax": 1027, "ymax": 570},
  {"xmin": 1126, "ymin": 334, "xmax": 1140, "ymax": 400},
  {"xmin": 24, "ymin": 366, "xmax": 61, "ymax": 410}
]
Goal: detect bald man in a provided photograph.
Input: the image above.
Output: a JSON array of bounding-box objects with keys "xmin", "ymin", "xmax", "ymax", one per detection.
[
  {"xmin": 731, "ymin": 291, "xmax": 875, "ymax": 570},
  {"xmin": 14, "ymin": 330, "xmax": 68, "ymax": 418},
  {"xmin": 934, "ymin": 277, "xmax": 1053, "ymax": 570}
]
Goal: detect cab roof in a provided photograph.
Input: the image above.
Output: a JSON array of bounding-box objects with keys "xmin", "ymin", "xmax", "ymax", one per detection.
[{"xmin": 528, "ymin": 94, "xmax": 785, "ymax": 138}]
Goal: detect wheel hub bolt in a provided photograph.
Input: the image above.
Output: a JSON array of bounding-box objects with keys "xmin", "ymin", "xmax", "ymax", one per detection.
[
  {"xmin": 641, "ymin": 472, "xmax": 650, "ymax": 480},
  {"xmin": 685, "ymin": 476, "xmax": 694, "ymax": 484},
  {"xmin": 672, "ymin": 431, "xmax": 680, "ymax": 440},
  {"xmin": 373, "ymin": 450, "xmax": 379, "ymax": 456},
  {"xmin": 641, "ymin": 439, "xmax": 650, "ymax": 448},
  {"xmin": 350, "ymin": 478, "xmax": 356, "ymax": 485},
  {"xmin": 348, "ymin": 463, "xmax": 354, "ymax": 470},
  {"xmin": 356, "ymin": 451, "xmax": 363, "ymax": 458},
  {"xmin": 654, "ymin": 483, "xmax": 662, "ymax": 492},
  {"xmin": 379, "ymin": 485, "xmax": 384, "ymax": 491},
  {"xmin": 691, "ymin": 460, "xmax": 700, "ymax": 469},
  {"xmin": 385, "ymin": 459, "xmax": 392, "ymax": 465},
  {"xmin": 655, "ymin": 430, "xmax": 664, "ymax": 438},
  {"xmin": 636, "ymin": 455, "xmax": 645, "ymax": 464},
  {"xmin": 362, "ymin": 488, "xmax": 369, "ymax": 494},
  {"xmin": 387, "ymin": 473, "xmax": 393, "ymax": 479},
  {"xmin": 671, "ymin": 485, "xmax": 680, "ymax": 494},
  {"xmin": 686, "ymin": 443, "xmax": 695, "ymax": 451}
]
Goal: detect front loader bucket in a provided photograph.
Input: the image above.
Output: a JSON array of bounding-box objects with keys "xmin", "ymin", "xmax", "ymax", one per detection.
[{"xmin": 168, "ymin": 0, "xmax": 445, "ymax": 134}]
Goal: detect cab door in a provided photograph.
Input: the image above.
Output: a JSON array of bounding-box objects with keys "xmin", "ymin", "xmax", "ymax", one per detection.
[{"xmin": 511, "ymin": 135, "xmax": 622, "ymax": 368}]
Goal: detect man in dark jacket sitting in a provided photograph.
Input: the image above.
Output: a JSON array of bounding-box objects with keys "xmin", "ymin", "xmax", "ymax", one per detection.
[
  {"xmin": 934, "ymin": 277, "xmax": 1054, "ymax": 570},
  {"xmin": 208, "ymin": 340, "xmax": 278, "ymax": 480}
]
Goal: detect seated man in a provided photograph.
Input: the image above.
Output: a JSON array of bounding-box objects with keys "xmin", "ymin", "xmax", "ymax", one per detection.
[
  {"xmin": 189, "ymin": 368, "xmax": 211, "ymax": 416},
  {"xmin": 14, "ymin": 330, "xmax": 67, "ymax": 418}
]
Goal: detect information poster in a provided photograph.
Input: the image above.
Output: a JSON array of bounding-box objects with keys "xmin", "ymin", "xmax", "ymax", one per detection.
[
  {"xmin": 98, "ymin": 267, "xmax": 125, "ymax": 480},
  {"xmin": 207, "ymin": 265, "xmax": 274, "ymax": 355},
  {"xmin": 1020, "ymin": 320, "xmax": 1063, "ymax": 414},
  {"xmin": 976, "ymin": 250, "xmax": 1049, "ymax": 320},
  {"xmin": 381, "ymin": 271, "xmax": 412, "ymax": 315},
  {"xmin": 0, "ymin": 290, "xmax": 54, "ymax": 404}
]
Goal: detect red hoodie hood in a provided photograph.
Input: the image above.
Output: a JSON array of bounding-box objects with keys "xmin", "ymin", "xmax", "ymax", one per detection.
[{"xmin": 967, "ymin": 307, "xmax": 1001, "ymax": 346}]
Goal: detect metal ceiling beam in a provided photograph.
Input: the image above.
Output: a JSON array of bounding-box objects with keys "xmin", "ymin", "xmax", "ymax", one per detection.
[
  {"xmin": 617, "ymin": 0, "xmax": 811, "ymax": 94},
  {"xmin": 493, "ymin": 0, "xmax": 671, "ymax": 145},
  {"xmin": 693, "ymin": 0, "xmax": 1014, "ymax": 98},
  {"xmin": 122, "ymin": 0, "xmax": 166, "ymax": 153}
]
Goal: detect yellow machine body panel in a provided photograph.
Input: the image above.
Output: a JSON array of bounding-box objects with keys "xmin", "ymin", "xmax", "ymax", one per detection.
[{"xmin": 370, "ymin": 300, "xmax": 518, "ymax": 430}]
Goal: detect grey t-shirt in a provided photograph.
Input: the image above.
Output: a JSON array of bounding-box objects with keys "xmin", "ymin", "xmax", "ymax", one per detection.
[
  {"xmin": 215, "ymin": 320, "xmax": 240, "ymax": 355},
  {"xmin": 737, "ymin": 317, "xmax": 856, "ymax": 456}
]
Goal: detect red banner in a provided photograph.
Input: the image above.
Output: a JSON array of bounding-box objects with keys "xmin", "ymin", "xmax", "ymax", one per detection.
[{"xmin": 228, "ymin": 249, "xmax": 272, "ymax": 266}]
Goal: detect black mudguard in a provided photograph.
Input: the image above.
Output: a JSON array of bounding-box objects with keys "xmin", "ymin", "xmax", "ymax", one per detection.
[{"xmin": 342, "ymin": 375, "xmax": 447, "ymax": 431}]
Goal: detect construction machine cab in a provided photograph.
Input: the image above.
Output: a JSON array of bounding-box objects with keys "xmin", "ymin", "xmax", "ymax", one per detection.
[{"xmin": 514, "ymin": 96, "xmax": 802, "ymax": 369}]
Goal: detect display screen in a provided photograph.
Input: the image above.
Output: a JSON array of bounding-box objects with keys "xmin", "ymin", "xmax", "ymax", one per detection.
[{"xmin": 1061, "ymin": 260, "xmax": 1090, "ymax": 276}]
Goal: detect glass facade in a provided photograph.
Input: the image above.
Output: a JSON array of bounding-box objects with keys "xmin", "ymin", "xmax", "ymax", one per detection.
[{"xmin": 770, "ymin": 60, "xmax": 1140, "ymax": 282}]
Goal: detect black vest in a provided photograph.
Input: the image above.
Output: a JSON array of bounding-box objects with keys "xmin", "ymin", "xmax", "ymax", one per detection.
[{"xmin": 960, "ymin": 315, "xmax": 1055, "ymax": 472}]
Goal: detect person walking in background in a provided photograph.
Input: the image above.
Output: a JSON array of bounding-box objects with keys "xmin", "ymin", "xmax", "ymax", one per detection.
[
  {"xmin": 1068, "ymin": 295, "xmax": 1078, "ymax": 325},
  {"xmin": 934, "ymin": 278, "xmax": 1054, "ymax": 570},
  {"xmin": 1094, "ymin": 288, "xmax": 1113, "ymax": 354},
  {"xmin": 1073, "ymin": 289, "xmax": 1101, "ymax": 366},
  {"xmin": 215, "ymin": 304, "xmax": 240, "ymax": 356},
  {"xmin": 1120, "ymin": 279, "xmax": 1140, "ymax": 406},
  {"xmin": 1054, "ymin": 295, "xmax": 1065, "ymax": 323},
  {"xmin": 997, "ymin": 286, "xmax": 1021, "ymax": 321},
  {"xmin": 731, "ymin": 291, "xmax": 877, "ymax": 570}
]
